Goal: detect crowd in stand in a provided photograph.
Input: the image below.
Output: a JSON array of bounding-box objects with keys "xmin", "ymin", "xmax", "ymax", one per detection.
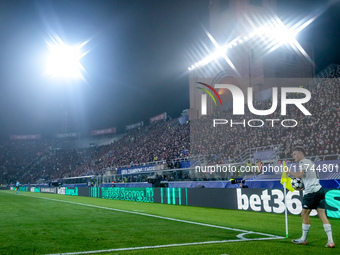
[
  {"xmin": 0, "ymin": 120, "xmax": 190, "ymax": 183},
  {"xmin": 1, "ymin": 67, "xmax": 339, "ymax": 184},
  {"xmin": 191, "ymin": 68, "xmax": 340, "ymax": 164},
  {"xmin": 0, "ymin": 140, "xmax": 52, "ymax": 184},
  {"xmin": 69, "ymin": 120, "xmax": 190, "ymax": 177},
  {"xmin": 188, "ymin": 75, "xmax": 340, "ymax": 178}
]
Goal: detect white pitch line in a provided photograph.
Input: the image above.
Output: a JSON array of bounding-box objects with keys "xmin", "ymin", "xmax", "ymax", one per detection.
[
  {"xmin": 43, "ymin": 236, "xmax": 283, "ymax": 255},
  {"xmin": 14, "ymin": 192, "xmax": 282, "ymax": 239}
]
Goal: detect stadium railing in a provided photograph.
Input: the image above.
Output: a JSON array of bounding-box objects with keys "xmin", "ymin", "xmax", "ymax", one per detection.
[{"xmin": 228, "ymin": 144, "xmax": 283, "ymax": 164}]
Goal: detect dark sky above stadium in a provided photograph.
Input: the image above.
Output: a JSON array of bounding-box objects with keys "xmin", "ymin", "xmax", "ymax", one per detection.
[{"xmin": 0, "ymin": 0, "xmax": 339, "ymax": 138}]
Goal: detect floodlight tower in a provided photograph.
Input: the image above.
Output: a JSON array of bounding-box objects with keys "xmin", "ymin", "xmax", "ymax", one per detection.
[{"xmin": 189, "ymin": 0, "xmax": 315, "ymax": 119}]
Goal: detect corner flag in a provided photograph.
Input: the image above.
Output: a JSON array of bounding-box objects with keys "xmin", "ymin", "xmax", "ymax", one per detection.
[
  {"xmin": 281, "ymin": 161, "xmax": 294, "ymax": 238},
  {"xmin": 280, "ymin": 161, "xmax": 295, "ymax": 192}
]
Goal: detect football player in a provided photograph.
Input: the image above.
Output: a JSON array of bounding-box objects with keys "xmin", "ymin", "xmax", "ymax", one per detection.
[{"xmin": 288, "ymin": 147, "xmax": 334, "ymax": 248}]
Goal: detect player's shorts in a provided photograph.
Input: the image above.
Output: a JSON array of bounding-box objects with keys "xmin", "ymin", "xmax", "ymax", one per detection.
[{"xmin": 302, "ymin": 188, "xmax": 326, "ymax": 210}]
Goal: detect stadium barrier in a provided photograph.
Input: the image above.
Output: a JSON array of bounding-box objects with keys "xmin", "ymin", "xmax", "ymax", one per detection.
[
  {"xmin": 100, "ymin": 179, "xmax": 340, "ymax": 189},
  {"xmin": 11, "ymin": 186, "xmax": 340, "ymax": 219}
]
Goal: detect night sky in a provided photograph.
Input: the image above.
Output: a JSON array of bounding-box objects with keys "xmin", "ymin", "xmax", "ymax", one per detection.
[{"xmin": 0, "ymin": 0, "xmax": 339, "ymax": 138}]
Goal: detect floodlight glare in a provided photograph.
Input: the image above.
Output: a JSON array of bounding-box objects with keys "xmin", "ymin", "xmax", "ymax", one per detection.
[
  {"xmin": 214, "ymin": 47, "xmax": 226, "ymax": 58},
  {"xmin": 45, "ymin": 35, "xmax": 89, "ymax": 81},
  {"xmin": 272, "ymin": 27, "xmax": 297, "ymax": 44},
  {"xmin": 187, "ymin": 10, "xmax": 321, "ymax": 72}
]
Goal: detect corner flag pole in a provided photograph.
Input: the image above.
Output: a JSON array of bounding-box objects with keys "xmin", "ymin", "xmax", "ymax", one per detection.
[{"xmin": 284, "ymin": 182, "xmax": 289, "ymax": 238}]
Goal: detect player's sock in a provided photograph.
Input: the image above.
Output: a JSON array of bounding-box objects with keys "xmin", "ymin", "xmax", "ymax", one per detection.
[
  {"xmin": 323, "ymin": 224, "xmax": 334, "ymax": 243},
  {"xmin": 301, "ymin": 223, "xmax": 310, "ymax": 241}
]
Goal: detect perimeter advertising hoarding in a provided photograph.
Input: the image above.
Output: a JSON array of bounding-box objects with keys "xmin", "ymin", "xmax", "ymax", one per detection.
[
  {"xmin": 41, "ymin": 187, "xmax": 57, "ymax": 194},
  {"xmin": 117, "ymin": 165, "xmax": 155, "ymax": 175},
  {"xmin": 91, "ymin": 127, "xmax": 116, "ymax": 136},
  {"xmin": 96, "ymin": 187, "xmax": 340, "ymax": 219},
  {"xmin": 57, "ymin": 187, "xmax": 88, "ymax": 196},
  {"xmin": 101, "ymin": 187, "xmax": 155, "ymax": 203},
  {"xmin": 35, "ymin": 187, "xmax": 88, "ymax": 196},
  {"xmin": 20, "ymin": 187, "xmax": 340, "ymax": 218},
  {"xmin": 10, "ymin": 134, "xmax": 41, "ymax": 140},
  {"xmin": 149, "ymin": 112, "xmax": 167, "ymax": 123},
  {"xmin": 55, "ymin": 132, "xmax": 80, "ymax": 138},
  {"xmin": 98, "ymin": 188, "xmax": 339, "ymax": 218},
  {"xmin": 126, "ymin": 121, "xmax": 144, "ymax": 131},
  {"xmin": 98, "ymin": 187, "xmax": 186, "ymax": 205},
  {"xmin": 187, "ymin": 188, "xmax": 340, "ymax": 219}
]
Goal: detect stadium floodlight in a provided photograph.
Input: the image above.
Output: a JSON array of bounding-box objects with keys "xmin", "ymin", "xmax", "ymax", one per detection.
[
  {"xmin": 187, "ymin": 13, "xmax": 320, "ymax": 71},
  {"xmin": 45, "ymin": 34, "xmax": 89, "ymax": 81},
  {"xmin": 270, "ymin": 26, "xmax": 297, "ymax": 45}
]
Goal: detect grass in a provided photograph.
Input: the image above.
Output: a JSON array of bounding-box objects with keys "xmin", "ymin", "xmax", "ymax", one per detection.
[{"xmin": 0, "ymin": 190, "xmax": 339, "ymax": 255}]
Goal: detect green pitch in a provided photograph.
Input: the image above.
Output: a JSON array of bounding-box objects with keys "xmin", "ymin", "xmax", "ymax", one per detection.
[{"xmin": 0, "ymin": 190, "xmax": 338, "ymax": 255}]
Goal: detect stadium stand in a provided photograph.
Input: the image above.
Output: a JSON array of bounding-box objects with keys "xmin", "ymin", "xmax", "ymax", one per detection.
[{"xmin": 0, "ymin": 65, "xmax": 339, "ymax": 185}]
